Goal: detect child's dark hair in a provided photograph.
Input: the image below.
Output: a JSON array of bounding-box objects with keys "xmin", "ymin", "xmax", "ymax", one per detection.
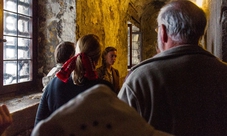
[{"xmin": 55, "ymin": 41, "xmax": 75, "ymax": 63}]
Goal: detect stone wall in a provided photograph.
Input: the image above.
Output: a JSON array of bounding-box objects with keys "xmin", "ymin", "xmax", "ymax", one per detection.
[
  {"xmin": 140, "ymin": 1, "xmax": 165, "ymax": 60},
  {"xmin": 38, "ymin": 0, "xmax": 76, "ymax": 76}
]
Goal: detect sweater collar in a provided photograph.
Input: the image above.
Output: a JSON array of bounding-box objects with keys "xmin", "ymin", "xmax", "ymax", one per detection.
[{"xmin": 131, "ymin": 44, "xmax": 215, "ymax": 72}]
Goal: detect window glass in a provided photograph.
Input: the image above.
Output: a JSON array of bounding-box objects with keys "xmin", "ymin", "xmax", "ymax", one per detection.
[{"xmin": 3, "ymin": 0, "xmax": 33, "ymax": 86}]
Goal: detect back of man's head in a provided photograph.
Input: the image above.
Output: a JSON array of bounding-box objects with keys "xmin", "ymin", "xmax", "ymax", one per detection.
[{"xmin": 157, "ymin": 0, "xmax": 207, "ymax": 44}]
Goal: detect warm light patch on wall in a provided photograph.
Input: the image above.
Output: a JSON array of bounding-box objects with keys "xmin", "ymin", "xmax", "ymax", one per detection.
[
  {"xmin": 196, "ymin": 0, "xmax": 203, "ymax": 7},
  {"xmin": 192, "ymin": 0, "xmax": 203, "ymax": 7}
]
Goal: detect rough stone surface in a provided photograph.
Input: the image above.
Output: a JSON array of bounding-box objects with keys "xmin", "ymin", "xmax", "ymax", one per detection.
[
  {"xmin": 38, "ymin": 0, "xmax": 76, "ymax": 76},
  {"xmin": 141, "ymin": 1, "xmax": 165, "ymax": 60}
]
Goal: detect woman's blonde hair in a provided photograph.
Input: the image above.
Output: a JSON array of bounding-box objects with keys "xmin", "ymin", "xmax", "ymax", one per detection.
[{"xmin": 73, "ymin": 34, "xmax": 101, "ymax": 85}]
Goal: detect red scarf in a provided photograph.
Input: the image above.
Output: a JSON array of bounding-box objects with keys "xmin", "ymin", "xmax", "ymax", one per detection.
[{"xmin": 56, "ymin": 53, "xmax": 98, "ymax": 83}]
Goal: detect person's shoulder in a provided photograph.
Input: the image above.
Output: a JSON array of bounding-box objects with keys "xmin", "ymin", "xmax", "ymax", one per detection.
[
  {"xmin": 112, "ymin": 67, "xmax": 118, "ymax": 72},
  {"xmin": 112, "ymin": 67, "xmax": 119, "ymax": 76},
  {"xmin": 49, "ymin": 76, "xmax": 62, "ymax": 83},
  {"xmin": 96, "ymin": 66, "xmax": 105, "ymax": 78},
  {"xmin": 45, "ymin": 77, "xmax": 73, "ymax": 95},
  {"xmin": 47, "ymin": 77, "xmax": 70, "ymax": 88}
]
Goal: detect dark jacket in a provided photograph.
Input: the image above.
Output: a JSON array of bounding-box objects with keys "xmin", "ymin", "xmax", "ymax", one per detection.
[
  {"xmin": 35, "ymin": 76, "xmax": 114, "ymax": 126},
  {"xmin": 118, "ymin": 45, "xmax": 227, "ymax": 136}
]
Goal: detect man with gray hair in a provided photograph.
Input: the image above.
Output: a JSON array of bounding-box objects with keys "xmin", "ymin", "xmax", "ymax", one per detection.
[{"xmin": 118, "ymin": 0, "xmax": 227, "ymax": 135}]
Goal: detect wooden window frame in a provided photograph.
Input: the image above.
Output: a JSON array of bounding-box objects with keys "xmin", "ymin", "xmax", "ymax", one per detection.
[{"xmin": 0, "ymin": 0, "xmax": 38, "ymax": 95}]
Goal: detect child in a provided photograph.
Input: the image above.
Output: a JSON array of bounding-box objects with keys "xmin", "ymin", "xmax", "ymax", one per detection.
[{"xmin": 42, "ymin": 41, "xmax": 75, "ymax": 91}]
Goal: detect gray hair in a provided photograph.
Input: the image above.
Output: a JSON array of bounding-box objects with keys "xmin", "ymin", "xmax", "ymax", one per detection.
[{"xmin": 157, "ymin": 0, "xmax": 207, "ymax": 44}]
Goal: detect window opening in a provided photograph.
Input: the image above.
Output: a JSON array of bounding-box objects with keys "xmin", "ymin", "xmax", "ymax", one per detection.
[
  {"xmin": 3, "ymin": 0, "xmax": 33, "ymax": 85},
  {"xmin": 128, "ymin": 22, "xmax": 141, "ymax": 69}
]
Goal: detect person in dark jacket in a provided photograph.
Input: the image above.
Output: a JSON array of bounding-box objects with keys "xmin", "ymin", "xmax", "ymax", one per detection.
[{"xmin": 118, "ymin": 1, "xmax": 227, "ymax": 135}]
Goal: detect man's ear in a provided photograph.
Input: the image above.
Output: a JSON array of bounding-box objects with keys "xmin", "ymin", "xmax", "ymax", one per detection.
[{"xmin": 160, "ymin": 24, "xmax": 168, "ymax": 43}]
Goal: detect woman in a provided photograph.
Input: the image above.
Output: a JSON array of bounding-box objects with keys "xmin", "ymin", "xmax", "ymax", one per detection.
[
  {"xmin": 97, "ymin": 47, "xmax": 120, "ymax": 94},
  {"xmin": 35, "ymin": 34, "xmax": 113, "ymax": 126}
]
